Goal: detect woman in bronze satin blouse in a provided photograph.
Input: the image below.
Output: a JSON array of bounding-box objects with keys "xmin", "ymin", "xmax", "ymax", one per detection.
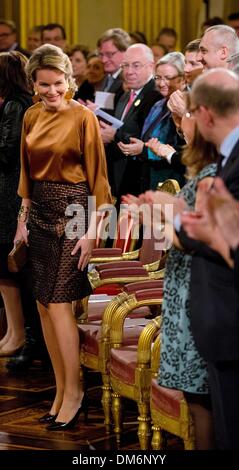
[{"xmin": 15, "ymin": 44, "xmax": 111, "ymax": 430}]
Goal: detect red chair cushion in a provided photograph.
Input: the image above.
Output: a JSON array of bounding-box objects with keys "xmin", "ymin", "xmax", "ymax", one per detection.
[
  {"xmin": 88, "ymin": 299, "xmax": 150, "ymax": 322},
  {"xmin": 96, "ymin": 261, "xmax": 142, "ymax": 271},
  {"xmin": 151, "ymin": 378, "xmax": 183, "ymax": 418},
  {"xmin": 87, "ymin": 295, "xmax": 115, "ymax": 321},
  {"xmin": 110, "ymin": 345, "xmax": 138, "ymax": 385},
  {"xmin": 79, "ymin": 321, "xmax": 101, "ymax": 355},
  {"xmin": 79, "ymin": 319, "xmax": 150, "ymax": 357},
  {"xmin": 93, "ymin": 285, "xmax": 122, "ymax": 295},
  {"xmin": 92, "ymin": 248, "xmax": 123, "ymax": 257},
  {"xmin": 124, "ymin": 279, "xmax": 164, "ymax": 293},
  {"xmin": 100, "ymin": 267, "xmax": 148, "ymax": 279},
  {"xmin": 135, "ymin": 288, "xmax": 163, "ymax": 302}
]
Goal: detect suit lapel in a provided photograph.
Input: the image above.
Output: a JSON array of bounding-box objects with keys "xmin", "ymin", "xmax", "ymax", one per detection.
[{"xmin": 220, "ymin": 139, "xmax": 239, "ymax": 179}]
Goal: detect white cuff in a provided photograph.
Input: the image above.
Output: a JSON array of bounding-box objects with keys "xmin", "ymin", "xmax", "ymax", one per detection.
[{"xmin": 166, "ymin": 151, "xmax": 176, "ymax": 164}]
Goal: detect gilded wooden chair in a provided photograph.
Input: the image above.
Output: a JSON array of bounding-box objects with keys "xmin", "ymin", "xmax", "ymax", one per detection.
[
  {"xmin": 78, "ymin": 281, "xmax": 164, "ymax": 433},
  {"xmin": 108, "ymin": 288, "xmax": 163, "ymax": 449},
  {"xmin": 150, "ymin": 332, "xmax": 195, "ymax": 450},
  {"xmin": 91, "ymin": 203, "xmax": 141, "ymax": 262}
]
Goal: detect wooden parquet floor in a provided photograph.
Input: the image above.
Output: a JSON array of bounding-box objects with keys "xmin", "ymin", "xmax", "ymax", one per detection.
[{"xmin": 0, "ymin": 357, "xmax": 182, "ymax": 452}]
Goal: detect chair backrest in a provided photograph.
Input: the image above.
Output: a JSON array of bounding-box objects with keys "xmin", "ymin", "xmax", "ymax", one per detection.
[
  {"xmin": 139, "ymin": 233, "xmax": 164, "ymax": 265},
  {"xmin": 95, "ymin": 198, "xmax": 117, "ymax": 248},
  {"xmin": 112, "ymin": 205, "xmax": 140, "ymax": 253}
]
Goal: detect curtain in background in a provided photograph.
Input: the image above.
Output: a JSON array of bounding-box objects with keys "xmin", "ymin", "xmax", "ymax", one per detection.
[
  {"xmin": 19, "ymin": 0, "xmax": 79, "ymax": 47},
  {"xmin": 1, "ymin": 0, "xmax": 206, "ymax": 52},
  {"xmin": 0, "ymin": 0, "xmax": 79, "ymax": 48},
  {"xmin": 122, "ymin": 0, "xmax": 203, "ymax": 50},
  {"xmin": 224, "ymin": 0, "xmax": 239, "ymax": 19}
]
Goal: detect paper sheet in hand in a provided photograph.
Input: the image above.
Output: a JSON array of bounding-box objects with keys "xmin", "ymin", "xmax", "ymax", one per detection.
[
  {"xmin": 95, "ymin": 91, "xmax": 115, "ymax": 110},
  {"xmin": 95, "ymin": 108, "xmax": 124, "ymax": 129}
]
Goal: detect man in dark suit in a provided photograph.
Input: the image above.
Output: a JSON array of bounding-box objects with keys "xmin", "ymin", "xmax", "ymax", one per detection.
[
  {"xmin": 179, "ymin": 68, "xmax": 239, "ymax": 449},
  {"xmin": 100, "ymin": 43, "xmax": 161, "ymax": 198},
  {"xmin": 87, "ymin": 28, "xmax": 130, "ymax": 113}
]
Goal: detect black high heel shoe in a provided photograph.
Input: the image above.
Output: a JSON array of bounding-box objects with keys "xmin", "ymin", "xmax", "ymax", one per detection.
[
  {"xmin": 46, "ymin": 394, "xmax": 88, "ymax": 431},
  {"xmin": 39, "ymin": 412, "xmax": 57, "ymax": 424}
]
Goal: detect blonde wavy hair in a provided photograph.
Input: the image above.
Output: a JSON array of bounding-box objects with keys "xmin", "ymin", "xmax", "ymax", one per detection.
[{"xmin": 26, "ymin": 43, "xmax": 77, "ymax": 93}]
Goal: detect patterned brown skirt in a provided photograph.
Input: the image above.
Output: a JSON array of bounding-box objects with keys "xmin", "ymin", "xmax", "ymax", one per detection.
[{"xmin": 28, "ymin": 181, "xmax": 92, "ymax": 307}]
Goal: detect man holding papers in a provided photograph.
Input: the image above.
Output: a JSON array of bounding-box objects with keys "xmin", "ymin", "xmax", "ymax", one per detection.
[{"xmin": 99, "ymin": 43, "xmax": 161, "ymax": 199}]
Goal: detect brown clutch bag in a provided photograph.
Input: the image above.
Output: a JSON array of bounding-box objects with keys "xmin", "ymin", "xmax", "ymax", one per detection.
[{"xmin": 8, "ymin": 240, "xmax": 27, "ymax": 273}]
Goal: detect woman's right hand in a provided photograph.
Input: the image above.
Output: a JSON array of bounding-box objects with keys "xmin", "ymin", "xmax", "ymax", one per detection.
[{"xmin": 14, "ymin": 222, "xmax": 29, "ymax": 246}]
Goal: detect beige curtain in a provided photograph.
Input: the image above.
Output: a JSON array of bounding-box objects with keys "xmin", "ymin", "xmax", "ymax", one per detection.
[{"xmin": 123, "ymin": 0, "xmax": 203, "ymax": 50}]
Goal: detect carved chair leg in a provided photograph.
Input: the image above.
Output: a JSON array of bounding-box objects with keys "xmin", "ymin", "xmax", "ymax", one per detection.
[
  {"xmin": 112, "ymin": 392, "xmax": 122, "ymax": 447},
  {"xmin": 101, "ymin": 379, "xmax": 112, "ymax": 433},
  {"xmin": 151, "ymin": 424, "xmax": 164, "ymax": 450},
  {"xmin": 137, "ymin": 401, "xmax": 151, "ymax": 450}
]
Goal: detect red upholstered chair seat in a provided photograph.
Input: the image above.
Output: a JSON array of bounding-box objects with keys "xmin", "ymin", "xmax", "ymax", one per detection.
[
  {"xmin": 150, "ymin": 379, "xmax": 195, "ymax": 450},
  {"xmin": 87, "ymin": 295, "xmax": 115, "ymax": 321},
  {"xmin": 80, "ymin": 318, "xmax": 150, "ymax": 356},
  {"xmin": 124, "ymin": 279, "xmax": 163, "ymax": 293},
  {"xmin": 92, "ymin": 279, "xmax": 164, "ymax": 298},
  {"xmin": 92, "ymin": 248, "xmax": 123, "ymax": 258},
  {"xmin": 151, "ymin": 378, "xmax": 182, "ymax": 419},
  {"xmin": 93, "ymin": 285, "xmax": 122, "ymax": 295},
  {"xmin": 110, "ymin": 345, "xmax": 138, "ymax": 385},
  {"xmin": 87, "ymin": 296, "xmax": 151, "ymax": 322},
  {"xmin": 96, "ymin": 261, "xmax": 142, "ymax": 271},
  {"xmin": 99, "ymin": 266, "xmax": 148, "ymax": 279},
  {"xmin": 79, "ymin": 321, "xmax": 101, "ymax": 356}
]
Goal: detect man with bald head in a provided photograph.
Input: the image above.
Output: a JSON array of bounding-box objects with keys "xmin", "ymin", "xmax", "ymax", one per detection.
[
  {"xmin": 168, "ymin": 26, "xmax": 239, "ymax": 159},
  {"xmin": 197, "ymin": 24, "xmax": 239, "ymax": 69},
  {"xmin": 179, "ymin": 68, "xmax": 239, "ymax": 449},
  {"xmin": 100, "ymin": 43, "xmax": 160, "ymax": 198}
]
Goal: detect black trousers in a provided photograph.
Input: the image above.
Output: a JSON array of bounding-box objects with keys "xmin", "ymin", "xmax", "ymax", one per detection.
[{"xmin": 207, "ymin": 360, "xmax": 239, "ymax": 449}]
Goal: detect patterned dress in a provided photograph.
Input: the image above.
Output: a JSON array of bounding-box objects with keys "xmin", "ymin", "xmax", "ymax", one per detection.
[{"xmin": 158, "ymin": 163, "xmax": 217, "ymax": 393}]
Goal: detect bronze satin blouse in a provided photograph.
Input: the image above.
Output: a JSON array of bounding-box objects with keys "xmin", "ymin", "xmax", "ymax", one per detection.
[{"xmin": 18, "ymin": 102, "xmax": 112, "ymax": 208}]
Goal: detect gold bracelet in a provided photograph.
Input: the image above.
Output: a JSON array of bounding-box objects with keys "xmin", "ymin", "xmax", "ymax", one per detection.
[{"xmin": 18, "ymin": 206, "xmax": 29, "ymax": 223}]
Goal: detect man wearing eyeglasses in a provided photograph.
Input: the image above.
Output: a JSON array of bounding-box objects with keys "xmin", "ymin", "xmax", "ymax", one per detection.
[
  {"xmin": 91, "ymin": 28, "xmax": 131, "ymax": 110},
  {"xmin": 101, "ymin": 43, "xmax": 161, "ymax": 199},
  {"xmin": 168, "ymin": 25, "xmax": 239, "ymax": 120},
  {"xmin": 0, "ymin": 19, "xmax": 30, "ymax": 57}
]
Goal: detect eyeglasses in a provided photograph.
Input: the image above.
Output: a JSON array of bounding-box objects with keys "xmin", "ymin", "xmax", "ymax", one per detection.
[
  {"xmin": 154, "ymin": 74, "xmax": 180, "ymax": 82},
  {"xmin": 0, "ymin": 32, "xmax": 13, "ymax": 38},
  {"xmin": 98, "ymin": 51, "xmax": 118, "ymax": 59},
  {"xmin": 185, "ymin": 106, "xmax": 200, "ymax": 118},
  {"xmin": 121, "ymin": 62, "xmax": 150, "ymax": 71}
]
